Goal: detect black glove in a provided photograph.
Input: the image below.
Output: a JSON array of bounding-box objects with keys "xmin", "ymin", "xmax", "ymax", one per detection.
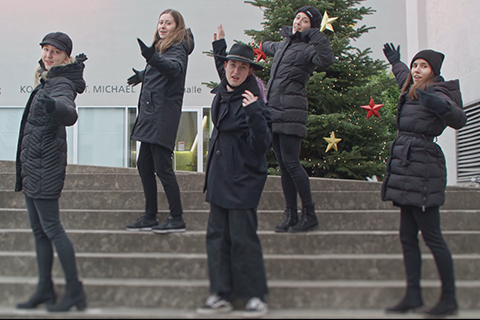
[
  {"xmin": 75, "ymin": 53, "xmax": 88, "ymax": 63},
  {"xmin": 137, "ymin": 38, "xmax": 156, "ymax": 61},
  {"xmin": 417, "ymin": 88, "xmax": 447, "ymax": 112},
  {"xmin": 127, "ymin": 68, "xmax": 142, "ymax": 87},
  {"xmin": 383, "ymin": 43, "xmax": 400, "ymax": 65},
  {"xmin": 37, "ymin": 93, "xmax": 56, "ymax": 114}
]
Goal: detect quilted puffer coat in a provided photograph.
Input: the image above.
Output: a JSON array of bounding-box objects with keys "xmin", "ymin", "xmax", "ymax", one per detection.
[
  {"xmin": 15, "ymin": 59, "xmax": 86, "ymax": 199},
  {"xmin": 381, "ymin": 61, "xmax": 467, "ymax": 209}
]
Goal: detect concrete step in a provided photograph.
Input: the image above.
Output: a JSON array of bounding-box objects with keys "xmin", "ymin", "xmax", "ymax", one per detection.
[
  {"xmin": 0, "ymin": 307, "xmax": 477, "ymax": 319},
  {"xmin": 2, "ymin": 229, "xmax": 480, "ymax": 255},
  {"xmin": 2, "ymin": 277, "xmax": 480, "ymax": 310},
  {"xmin": 3, "ymin": 209, "xmax": 480, "ymax": 231},
  {"xmin": 3, "ymin": 307, "xmax": 479, "ymax": 320},
  {"xmin": 1, "ymin": 252, "xmax": 480, "ymax": 281},
  {"xmin": 3, "ymin": 188, "xmax": 480, "ymax": 211}
]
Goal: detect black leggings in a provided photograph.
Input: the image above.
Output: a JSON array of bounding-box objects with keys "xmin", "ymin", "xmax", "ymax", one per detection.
[
  {"xmin": 272, "ymin": 133, "xmax": 313, "ymax": 209},
  {"xmin": 400, "ymin": 206, "xmax": 455, "ymax": 294},
  {"xmin": 137, "ymin": 142, "xmax": 183, "ymax": 218},
  {"xmin": 25, "ymin": 196, "xmax": 79, "ymax": 284}
]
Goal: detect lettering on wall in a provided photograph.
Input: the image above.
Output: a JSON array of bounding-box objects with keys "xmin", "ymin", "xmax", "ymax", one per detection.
[
  {"xmin": 19, "ymin": 85, "xmax": 137, "ymax": 94},
  {"xmin": 185, "ymin": 86, "xmax": 202, "ymax": 94}
]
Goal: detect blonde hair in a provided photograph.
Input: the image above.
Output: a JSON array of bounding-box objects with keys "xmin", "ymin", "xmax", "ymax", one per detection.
[
  {"xmin": 34, "ymin": 55, "xmax": 73, "ymax": 86},
  {"xmin": 401, "ymin": 67, "xmax": 436, "ymax": 100},
  {"xmin": 153, "ymin": 9, "xmax": 191, "ymax": 53}
]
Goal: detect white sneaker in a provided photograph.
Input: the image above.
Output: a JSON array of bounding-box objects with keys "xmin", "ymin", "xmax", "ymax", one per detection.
[
  {"xmin": 196, "ymin": 294, "xmax": 233, "ymax": 315},
  {"xmin": 243, "ymin": 297, "xmax": 268, "ymax": 318}
]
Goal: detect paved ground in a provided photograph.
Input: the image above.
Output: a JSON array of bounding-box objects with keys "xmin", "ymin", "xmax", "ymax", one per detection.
[{"xmin": 0, "ymin": 307, "xmax": 478, "ymax": 319}]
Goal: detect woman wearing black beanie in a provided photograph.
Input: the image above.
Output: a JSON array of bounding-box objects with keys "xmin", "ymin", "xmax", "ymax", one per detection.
[
  {"xmin": 382, "ymin": 43, "xmax": 467, "ymax": 317},
  {"xmin": 263, "ymin": 5, "xmax": 335, "ymax": 233}
]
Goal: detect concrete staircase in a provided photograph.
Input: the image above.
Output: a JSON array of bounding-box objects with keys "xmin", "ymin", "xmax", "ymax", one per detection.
[{"xmin": 1, "ymin": 160, "xmax": 480, "ymax": 318}]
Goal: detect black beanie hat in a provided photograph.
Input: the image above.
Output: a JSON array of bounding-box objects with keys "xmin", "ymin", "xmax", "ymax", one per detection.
[
  {"xmin": 410, "ymin": 49, "xmax": 445, "ymax": 76},
  {"xmin": 39, "ymin": 32, "xmax": 73, "ymax": 56},
  {"xmin": 295, "ymin": 6, "xmax": 322, "ymax": 29}
]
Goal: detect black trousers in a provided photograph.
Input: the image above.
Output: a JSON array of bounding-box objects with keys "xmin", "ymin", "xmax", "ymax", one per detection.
[
  {"xmin": 400, "ymin": 206, "xmax": 455, "ymax": 294},
  {"xmin": 25, "ymin": 196, "xmax": 79, "ymax": 284},
  {"xmin": 137, "ymin": 142, "xmax": 183, "ymax": 218},
  {"xmin": 272, "ymin": 133, "xmax": 313, "ymax": 209},
  {"xmin": 206, "ymin": 204, "xmax": 268, "ymax": 299}
]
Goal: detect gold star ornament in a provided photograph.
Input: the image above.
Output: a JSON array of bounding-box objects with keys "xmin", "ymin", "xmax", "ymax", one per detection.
[
  {"xmin": 320, "ymin": 10, "xmax": 338, "ymax": 32},
  {"xmin": 324, "ymin": 131, "xmax": 342, "ymax": 153}
]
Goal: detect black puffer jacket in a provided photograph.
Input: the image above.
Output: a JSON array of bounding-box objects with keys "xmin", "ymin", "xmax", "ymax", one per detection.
[
  {"xmin": 263, "ymin": 26, "xmax": 334, "ymax": 138},
  {"xmin": 130, "ymin": 30, "xmax": 194, "ymax": 151},
  {"xmin": 15, "ymin": 59, "xmax": 86, "ymax": 199},
  {"xmin": 381, "ymin": 61, "xmax": 467, "ymax": 209}
]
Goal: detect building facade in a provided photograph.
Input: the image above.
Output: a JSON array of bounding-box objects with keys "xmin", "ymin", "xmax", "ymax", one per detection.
[{"xmin": 1, "ymin": 0, "xmax": 478, "ymax": 183}]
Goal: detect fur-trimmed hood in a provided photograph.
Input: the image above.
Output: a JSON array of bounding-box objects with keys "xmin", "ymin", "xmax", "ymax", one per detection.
[{"xmin": 38, "ymin": 58, "xmax": 86, "ymax": 94}]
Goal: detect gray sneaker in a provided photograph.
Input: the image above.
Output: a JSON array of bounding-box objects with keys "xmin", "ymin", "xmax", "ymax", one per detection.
[
  {"xmin": 196, "ymin": 294, "xmax": 233, "ymax": 315},
  {"xmin": 152, "ymin": 216, "xmax": 186, "ymax": 233},
  {"xmin": 126, "ymin": 214, "xmax": 158, "ymax": 231},
  {"xmin": 242, "ymin": 297, "xmax": 268, "ymax": 319}
]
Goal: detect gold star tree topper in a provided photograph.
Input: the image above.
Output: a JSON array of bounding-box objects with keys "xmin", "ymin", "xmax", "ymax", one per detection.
[
  {"xmin": 320, "ymin": 10, "xmax": 338, "ymax": 32},
  {"xmin": 324, "ymin": 131, "xmax": 342, "ymax": 152}
]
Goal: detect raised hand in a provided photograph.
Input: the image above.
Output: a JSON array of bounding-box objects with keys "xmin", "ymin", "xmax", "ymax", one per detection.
[
  {"xmin": 383, "ymin": 43, "xmax": 400, "ymax": 65},
  {"xmin": 75, "ymin": 53, "xmax": 88, "ymax": 63},
  {"xmin": 213, "ymin": 24, "xmax": 225, "ymax": 41},
  {"xmin": 242, "ymin": 90, "xmax": 258, "ymax": 107},
  {"xmin": 127, "ymin": 68, "xmax": 142, "ymax": 87},
  {"xmin": 137, "ymin": 38, "xmax": 156, "ymax": 61}
]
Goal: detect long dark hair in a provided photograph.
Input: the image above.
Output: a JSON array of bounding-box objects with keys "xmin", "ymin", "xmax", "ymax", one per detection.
[{"xmin": 153, "ymin": 9, "xmax": 192, "ymax": 53}]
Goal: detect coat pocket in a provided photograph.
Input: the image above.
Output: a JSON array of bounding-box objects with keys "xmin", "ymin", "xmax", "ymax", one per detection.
[{"xmin": 400, "ymin": 140, "xmax": 412, "ymax": 167}]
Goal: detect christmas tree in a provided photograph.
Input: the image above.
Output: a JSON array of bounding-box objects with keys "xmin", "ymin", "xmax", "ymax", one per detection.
[{"xmin": 244, "ymin": 0, "xmax": 399, "ymax": 180}]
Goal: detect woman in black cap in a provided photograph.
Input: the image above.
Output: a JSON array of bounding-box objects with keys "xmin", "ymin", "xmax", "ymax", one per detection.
[
  {"xmin": 15, "ymin": 31, "xmax": 88, "ymax": 312},
  {"xmin": 382, "ymin": 43, "xmax": 467, "ymax": 316},
  {"xmin": 262, "ymin": 6, "xmax": 335, "ymax": 233},
  {"xmin": 196, "ymin": 25, "xmax": 272, "ymax": 318},
  {"xmin": 126, "ymin": 9, "xmax": 194, "ymax": 233}
]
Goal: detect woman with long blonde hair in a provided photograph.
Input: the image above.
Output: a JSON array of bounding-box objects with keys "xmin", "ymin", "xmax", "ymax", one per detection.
[
  {"xmin": 126, "ymin": 9, "xmax": 194, "ymax": 233},
  {"xmin": 15, "ymin": 31, "xmax": 88, "ymax": 312}
]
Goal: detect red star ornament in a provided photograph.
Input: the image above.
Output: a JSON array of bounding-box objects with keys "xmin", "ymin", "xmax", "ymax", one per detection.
[
  {"xmin": 360, "ymin": 97, "xmax": 384, "ymax": 119},
  {"xmin": 252, "ymin": 41, "xmax": 267, "ymax": 63}
]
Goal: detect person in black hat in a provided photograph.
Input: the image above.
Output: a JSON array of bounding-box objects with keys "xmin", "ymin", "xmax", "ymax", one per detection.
[
  {"xmin": 382, "ymin": 43, "xmax": 467, "ymax": 317},
  {"xmin": 260, "ymin": 5, "xmax": 335, "ymax": 233},
  {"xmin": 15, "ymin": 31, "xmax": 88, "ymax": 312},
  {"xmin": 125, "ymin": 9, "xmax": 194, "ymax": 233},
  {"xmin": 196, "ymin": 25, "xmax": 272, "ymax": 318}
]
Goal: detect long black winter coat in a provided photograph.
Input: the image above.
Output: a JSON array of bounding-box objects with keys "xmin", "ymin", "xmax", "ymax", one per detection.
[
  {"xmin": 130, "ymin": 30, "xmax": 194, "ymax": 151},
  {"xmin": 15, "ymin": 60, "xmax": 86, "ymax": 199},
  {"xmin": 381, "ymin": 61, "xmax": 467, "ymax": 209},
  {"xmin": 263, "ymin": 26, "xmax": 334, "ymax": 138},
  {"xmin": 204, "ymin": 39, "xmax": 272, "ymax": 210}
]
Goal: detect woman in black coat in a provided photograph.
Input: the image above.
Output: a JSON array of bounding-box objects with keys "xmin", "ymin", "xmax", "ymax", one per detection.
[
  {"xmin": 263, "ymin": 6, "xmax": 335, "ymax": 233},
  {"xmin": 196, "ymin": 26, "xmax": 272, "ymax": 318},
  {"xmin": 126, "ymin": 8, "xmax": 194, "ymax": 233},
  {"xmin": 15, "ymin": 32, "xmax": 87, "ymax": 312},
  {"xmin": 382, "ymin": 43, "xmax": 467, "ymax": 317}
]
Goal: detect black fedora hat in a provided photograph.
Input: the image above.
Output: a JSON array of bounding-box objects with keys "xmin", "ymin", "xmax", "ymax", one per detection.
[{"xmin": 216, "ymin": 43, "xmax": 263, "ymax": 70}]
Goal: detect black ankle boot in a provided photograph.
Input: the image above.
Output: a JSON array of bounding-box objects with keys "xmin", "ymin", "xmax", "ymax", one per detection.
[
  {"xmin": 288, "ymin": 204, "xmax": 319, "ymax": 232},
  {"xmin": 47, "ymin": 280, "xmax": 87, "ymax": 312},
  {"xmin": 16, "ymin": 280, "xmax": 56, "ymax": 309},
  {"xmin": 274, "ymin": 208, "xmax": 298, "ymax": 232},
  {"xmin": 425, "ymin": 292, "xmax": 458, "ymax": 317},
  {"xmin": 385, "ymin": 289, "xmax": 423, "ymax": 313}
]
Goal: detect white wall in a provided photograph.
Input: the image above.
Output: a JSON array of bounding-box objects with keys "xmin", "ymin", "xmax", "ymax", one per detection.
[
  {"xmin": 422, "ymin": 0, "xmax": 480, "ymax": 185},
  {"xmin": 0, "ymin": 0, "xmax": 264, "ymax": 107}
]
